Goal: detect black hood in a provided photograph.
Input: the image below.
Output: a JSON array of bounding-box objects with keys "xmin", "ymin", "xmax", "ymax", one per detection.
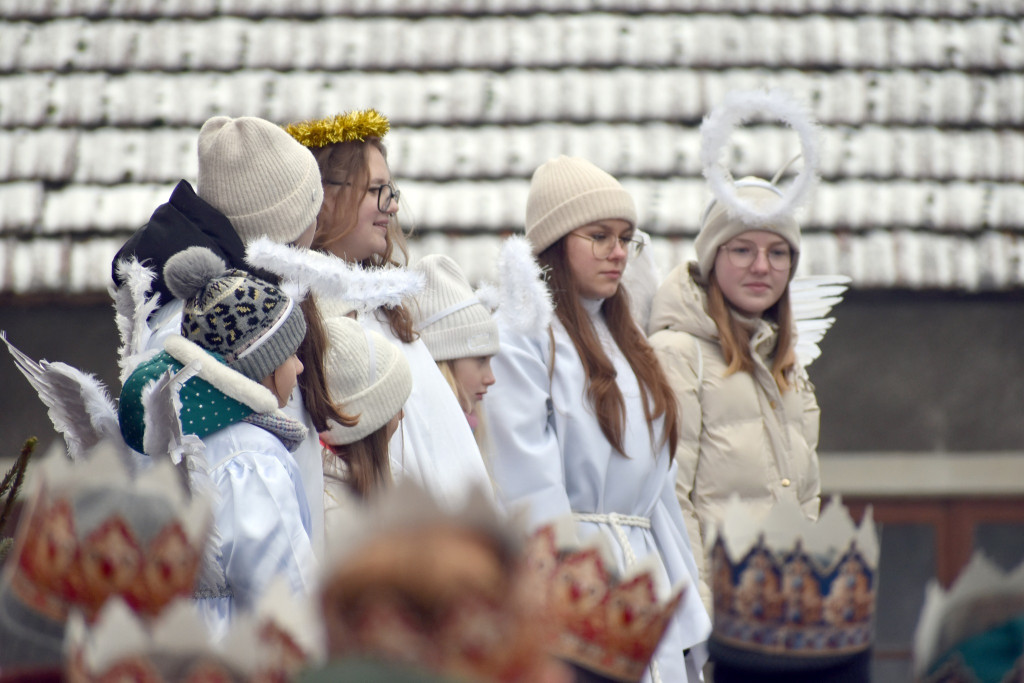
[{"xmin": 111, "ymin": 180, "xmax": 279, "ymax": 308}]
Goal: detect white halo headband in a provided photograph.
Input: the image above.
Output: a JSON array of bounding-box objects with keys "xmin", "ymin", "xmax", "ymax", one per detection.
[{"xmin": 699, "ymin": 88, "xmax": 820, "ymax": 227}]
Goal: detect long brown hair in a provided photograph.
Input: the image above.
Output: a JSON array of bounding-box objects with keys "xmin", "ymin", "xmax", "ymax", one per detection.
[
  {"xmin": 324, "ymin": 426, "xmax": 393, "ymax": 499},
  {"xmin": 297, "ymin": 295, "xmax": 358, "ymax": 431},
  {"xmin": 308, "ymin": 138, "xmax": 417, "ymax": 343},
  {"xmin": 538, "ymin": 239, "xmax": 679, "ymax": 458},
  {"xmin": 705, "ymin": 267, "xmax": 796, "ymax": 391}
]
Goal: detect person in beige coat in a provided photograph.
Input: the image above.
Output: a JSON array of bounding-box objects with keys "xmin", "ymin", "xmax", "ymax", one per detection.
[{"xmin": 647, "ymin": 179, "xmax": 822, "ymax": 612}]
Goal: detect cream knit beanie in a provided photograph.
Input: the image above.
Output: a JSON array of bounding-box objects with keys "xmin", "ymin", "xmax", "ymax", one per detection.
[
  {"xmin": 694, "ymin": 177, "xmax": 801, "ymax": 283},
  {"xmin": 197, "ymin": 116, "xmax": 324, "ymax": 246},
  {"xmin": 525, "ymin": 155, "xmax": 636, "ymax": 255},
  {"xmin": 321, "ymin": 316, "xmax": 412, "ymax": 445},
  {"xmin": 411, "ymin": 255, "xmax": 499, "ymax": 362}
]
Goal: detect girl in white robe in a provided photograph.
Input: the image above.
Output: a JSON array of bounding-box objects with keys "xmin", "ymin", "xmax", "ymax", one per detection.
[
  {"xmin": 285, "ymin": 111, "xmax": 493, "ymax": 510},
  {"xmin": 484, "ymin": 156, "xmax": 711, "ymax": 682}
]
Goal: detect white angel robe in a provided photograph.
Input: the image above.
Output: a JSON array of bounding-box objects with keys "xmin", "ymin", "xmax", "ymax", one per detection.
[
  {"xmin": 484, "ymin": 299, "xmax": 711, "ymax": 682},
  {"xmin": 360, "ymin": 311, "xmax": 494, "ymax": 509}
]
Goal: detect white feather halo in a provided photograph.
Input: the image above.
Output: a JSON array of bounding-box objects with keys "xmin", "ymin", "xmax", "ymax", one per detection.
[
  {"xmin": 244, "ymin": 237, "xmax": 424, "ymax": 312},
  {"xmin": 700, "ymin": 88, "xmax": 820, "ymax": 226}
]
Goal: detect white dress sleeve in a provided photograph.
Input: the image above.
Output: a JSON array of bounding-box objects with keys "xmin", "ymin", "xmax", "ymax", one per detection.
[{"xmin": 484, "ymin": 324, "xmax": 572, "ymax": 525}]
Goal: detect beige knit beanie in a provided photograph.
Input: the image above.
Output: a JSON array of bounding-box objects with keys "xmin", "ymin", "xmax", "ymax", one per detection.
[
  {"xmin": 197, "ymin": 116, "xmax": 324, "ymax": 246},
  {"xmin": 694, "ymin": 177, "xmax": 801, "ymax": 283},
  {"xmin": 411, "ymin": 255, "xmax": 499, "ymax": 362},
  {"xmin": 321, "ymin": 316, "xmax": 412, "ymax": 445},
  {"xmin": 525, "ymin": 156, "xmax": 637, "ymax": 255}
]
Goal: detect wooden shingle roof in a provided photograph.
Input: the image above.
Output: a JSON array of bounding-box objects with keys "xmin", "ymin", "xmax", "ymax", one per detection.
[{"xmin": 1, "ymin": 2, "xmax": 1022, "ymax": 293}]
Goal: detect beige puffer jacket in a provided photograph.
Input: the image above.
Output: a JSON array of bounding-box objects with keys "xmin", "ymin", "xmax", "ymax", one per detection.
[{"xmin": 647, "ymin": 263, "xmax": 821, "ymax": 612}]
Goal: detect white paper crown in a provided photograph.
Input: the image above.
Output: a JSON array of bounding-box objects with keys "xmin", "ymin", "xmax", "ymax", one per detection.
[
  {"xmin": 4, "ymin": 442, "xmax": 212, "ymax": 623},
  {"xmin": 708, "ymin": 496, "xmax": 878, "ymax": 657},
  {"xmin": 525, "ymin": 516, "xmax": 687, "ymax": 683},
  {"xmin": 914, "ymin": 552, "xmax": 1024, "ymax": 682},
  {"xmin": 65, "ymin": 577, "xmax": 323, "ymax": 682}
]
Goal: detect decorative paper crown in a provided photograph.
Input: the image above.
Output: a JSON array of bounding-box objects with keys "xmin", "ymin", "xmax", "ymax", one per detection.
[
  {"xmin": 3, "ymin": 442, "xmax": 212, "ymax": 625},
  {"xmin": 707, "ymin": 497, "xmax": 878, "ymax": 659},
  {"xmin": 65, "ymin": 577, "xmax": 323, "ymax": 682},
  {"xmin": 523, "ymin": 517, "xmax": 686, "ymax": 683},
  {"xmin": 914, "ymin": 552, "xmax": 1024, "ymax": 683},
  {"xmin": 284, "ymin": 109, "xmax": 390, "ymax": 148}
]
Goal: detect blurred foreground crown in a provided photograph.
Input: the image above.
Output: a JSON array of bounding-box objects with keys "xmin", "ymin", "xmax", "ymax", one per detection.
[
  {"xmin": 707, "ymin": 497, "xmax": 879, "ymax": 681},
  {"xmin": 914, "ymin": 552, "xmax": 1024, "ymax": 683},
  {"xmin": 524, "ymin": 517, "xmax": 687, "ymax": 683}
]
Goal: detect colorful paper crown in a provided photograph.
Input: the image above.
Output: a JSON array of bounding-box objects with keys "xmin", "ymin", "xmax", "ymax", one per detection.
[
  {"xmin": 707, "ymin": 496, "xmax": 879, "ymax": 658},
  {"xmin": 284, "ymin": 109, "xmax": 390, "ymax": 149},
  {"xmin": 2, "ymin": 442, "xmax": 212, "ymax": 625},
  {"xmin": 524, "ymin": 517, "xmax": 686, "ymax": 683},
  {"xmin": 65, "ymin": 578, "xmax": 323, "ymax": 682},
  {"xmin": 914, "ymin": 552, "xmax": 1024, "ymax": 683}
]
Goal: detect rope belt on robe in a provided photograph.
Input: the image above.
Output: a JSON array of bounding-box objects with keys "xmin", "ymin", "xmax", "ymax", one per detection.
[{"xmin": 572, "ymin": 511, "xmax": 663, "ymax": 683}]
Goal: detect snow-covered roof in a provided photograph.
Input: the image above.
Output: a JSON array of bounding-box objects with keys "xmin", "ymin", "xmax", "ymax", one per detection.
[{"xmin": 1, "ymin": 3, "xmax": 1022, "ymax": 293}]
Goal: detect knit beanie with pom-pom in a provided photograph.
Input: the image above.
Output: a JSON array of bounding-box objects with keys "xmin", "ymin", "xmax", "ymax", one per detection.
[
  {"xmin": 411, "ymin": 255, "xmax": 499, "ymax": 362},
  {"xmin": 164, "ymin": 246, "xmax": 307, "ymax": 383},
  {"xmin": 197, "ymin": 115, "xmax": 323, "ymax": 246},
  {"xmin": 525, "ymin": 155, "xmax": 636, "ymax": 255},
  {"xmin": 320, "ymin": 315, "xmax": 412, "ymax": 445}
]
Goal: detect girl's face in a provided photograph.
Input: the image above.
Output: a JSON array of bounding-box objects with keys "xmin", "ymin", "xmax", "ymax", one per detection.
[
  {"xmin": 267, "ymin": 354, "xmax": 304, "ymax": 408},
  {"xmin": 713, "ymin": 230, "xmax": 792, "ymax": 317},
  {"xmin": 564, "ymin": 219, "xmax": 633, "ymax": 300},
  {"xmin": 324, "ymin": 146, "xmax": 398, "ymax": 263},
  {"xmin": 452, "ymin": 356, "xmax": 496, "ymax": 410}
]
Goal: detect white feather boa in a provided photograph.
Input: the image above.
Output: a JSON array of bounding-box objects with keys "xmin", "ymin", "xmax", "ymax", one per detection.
[
  {"xmin": 700, "ymin": 88, "xmax": 820, "ymax": 226},
  {"xmin": 245, "ymin": 238, "xmax": 424, "ymax": 313}
]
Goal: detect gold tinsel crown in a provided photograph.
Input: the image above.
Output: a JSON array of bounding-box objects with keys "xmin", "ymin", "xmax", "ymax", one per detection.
[{"xmin": 284, "ymin": 109, "xmax": 390, "ymax": 148}]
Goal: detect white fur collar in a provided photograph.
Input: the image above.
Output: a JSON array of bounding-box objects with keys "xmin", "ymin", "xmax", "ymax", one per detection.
[{"xmin": 164, "ymin": 335, "xmax": 279, "ymax": 414}]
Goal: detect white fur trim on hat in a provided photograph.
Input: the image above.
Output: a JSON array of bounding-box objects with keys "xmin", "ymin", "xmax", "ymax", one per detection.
[
  {"xmin": 163, "ymin": 335, "xmax": 279, "ymax": 413},
  {"xmin": 411, "ymin": 255, "xmax": 499, "ymax": 362},
  {"xmin": 197, "ymin": 116, "xmax": 323, "ymax": 246},
  {"xmin": 525, "ymin": 156, "xmax": 636, "ymax": 255},
  {"xmin": 321, "ymin": 317, "xmax": 412, "ymax": 445},
  {"xmin": 694, "ymin": 177, "xmax": 802, "ymax": 283}
]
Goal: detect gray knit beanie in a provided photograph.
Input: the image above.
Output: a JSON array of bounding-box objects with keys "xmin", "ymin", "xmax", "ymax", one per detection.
[
  {"xmin": 197, "ymin": 116, "xmax": 323, "ymax": 245},
  {"xmin": 525, "ymin": 155, "xmax": 637, "ymax": 255},
  {"xmin": 694, "ymin": 177, "xmax": 801, "ymax": 283},
  {"xmin": 411, "ymin": 255, "xmax": 499, "ymax": 362},
  {"xmin": 321, "ymin": 316, "xmax": 412, "ymax": 445},
  {"xmin": 164, "ymin": 247, "xmax": 307, "ymax": 383}
]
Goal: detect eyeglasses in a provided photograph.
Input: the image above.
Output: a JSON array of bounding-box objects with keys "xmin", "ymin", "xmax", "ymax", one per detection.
[
  {"xmin": 569, "ymin": 231, "xmax": 644, "ymax": 260},
  {"xmin": 325, "ymin": 180, "xmax": 400, "ymax": 212},
  {"xmin": 720, "ymin": 242, "xmax": 793, "ymax": 271}
]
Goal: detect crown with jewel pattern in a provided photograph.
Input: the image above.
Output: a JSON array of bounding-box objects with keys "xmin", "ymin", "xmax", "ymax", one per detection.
[
  {"xmin": 707, "ymin": 496, "xmax": 878, "ymax": 662},
  {"xmin": 524, "ymin": 516, "xmax": 687, "ymax": 683}
]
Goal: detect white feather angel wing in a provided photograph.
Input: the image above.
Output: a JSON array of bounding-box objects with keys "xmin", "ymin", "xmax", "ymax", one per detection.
[
  {"xmin": 2, "ymin": 331, "xmax": 122, "ymax": 461},
  {"xmin": 245, "ymin": 237, "xmax": 424, "ymax": 312},
  {"xmin": 790, "ymin": 274, "xmax": 852, "ymax": 368},
  {"xmin": 491, "ymin": 235, "xmax": 553, "ymax": 337},
  {"xmin": 111, "ymin": 258, "xmax": 161, "ymax": 384},
  {"xmin": 620, "ymin": 230, "xmax": 661, "ymax": 333},
  {"xmin": 140, "ymin": 361, "xmax": 227, "ymax": 590}
]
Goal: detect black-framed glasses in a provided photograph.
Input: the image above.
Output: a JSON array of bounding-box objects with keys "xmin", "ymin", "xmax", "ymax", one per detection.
[
  {"xmin": 569, "ymin": 231, "xmax": 644, "ymax": 259},
  {"xmin": 324, "ymin": 180, "xmax": 400, "ymax": 212},
  {"xmin": 720, "ymin": 242, "xmax": 793, "ymax": 271}
]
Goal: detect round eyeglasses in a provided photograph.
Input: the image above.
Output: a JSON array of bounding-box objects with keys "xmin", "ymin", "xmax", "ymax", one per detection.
[
  {"xmin": 569, "ymin": 231, "xmax": 644, "ymax": 260},
  {"xmin": 324, "ymin": 180, "xmax": 400, "ymax": 212},
  {"xmin": 720, "ymin": 242, "xmax": 793, "ymax": 271}
]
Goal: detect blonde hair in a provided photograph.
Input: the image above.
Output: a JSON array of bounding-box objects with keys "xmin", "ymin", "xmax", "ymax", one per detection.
[{"xmin": 437, "ymin": 359, "xmax": 492, "ymax": 464}]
